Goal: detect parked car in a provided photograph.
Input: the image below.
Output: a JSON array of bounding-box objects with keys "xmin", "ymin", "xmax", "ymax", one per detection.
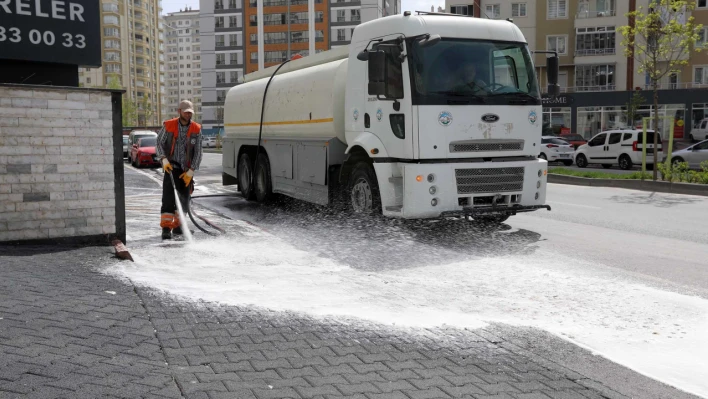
[
  {"xmin": 128, "ymin": 130, "xmax": 157, "ymax": 164},
  {"xmin": 575, "ymin": 129, "xmax": 663, "ymax": 170},
  {"xmin": 690, "ymin": 118, "xmax": 708, "ymax": 142},
  {"xmin": 558, "ymin": 133, "xmax": 587, "ymax": 150},
  {"xmin": 123, "ymin": 136, "xmax": 129, "ymax": 158},
  {"xmin": 667, "ymin": 139, "xmax": 708, "ymax": 169},
  {"xmin": 539, "ymin": 136, "xmax": 574, "ymax": 166},
  {"xmin": 131, "ymin": 137, "xmax": 160, "ymax": 168},
  {"xmin": 202, "ymin": 136, "xmax": 217, "ymax": 148}
]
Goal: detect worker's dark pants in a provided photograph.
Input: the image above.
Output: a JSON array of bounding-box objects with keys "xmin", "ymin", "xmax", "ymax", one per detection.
[{"xmin": 160, "ymin": 164, "xmax": 191, "ymax": 229}]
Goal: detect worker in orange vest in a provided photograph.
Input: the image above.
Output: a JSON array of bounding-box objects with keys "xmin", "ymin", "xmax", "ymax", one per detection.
[{"xmin": 156, "ymin": 100, "xmax": 203, "ymax": 240}]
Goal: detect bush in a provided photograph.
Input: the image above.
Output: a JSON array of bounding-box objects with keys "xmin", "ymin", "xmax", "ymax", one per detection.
[{"xmin": 658, "ymin": 160, "xmax": 708, "ymax": 184}]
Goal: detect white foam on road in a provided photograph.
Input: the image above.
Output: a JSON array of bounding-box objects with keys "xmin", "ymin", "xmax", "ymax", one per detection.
[{"xmin": 102, "ymin": 236, "xmax": 708, "ymax": 398}]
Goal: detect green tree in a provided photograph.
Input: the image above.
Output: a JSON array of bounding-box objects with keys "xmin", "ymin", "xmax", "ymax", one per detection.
[
  {"xmin": 140, "ymin": 95, "xmax": 154, "ymax": 126},
  {"xmin": 624, "ymin": 91, "xmax": 646, "ymax": 128},
  {"xmin": 619, "ymin": 0, "xmax": 702, "ymax": 180},
  {"xmin": 106, "ymin": 75, "xmax": 122, "ymax": 90},
  {"xmin": 122, "ymin": 98, "xmax": 139, "ymax": 127}
]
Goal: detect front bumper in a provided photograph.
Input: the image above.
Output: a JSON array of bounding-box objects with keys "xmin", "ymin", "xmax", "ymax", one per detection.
[
  {"xmin": 440, "ymin": 204, "xmax": 551, "ymax": 218},
  {"xmin": 374, "ymin": 159, "xmax": 549, "ymax": 219}
]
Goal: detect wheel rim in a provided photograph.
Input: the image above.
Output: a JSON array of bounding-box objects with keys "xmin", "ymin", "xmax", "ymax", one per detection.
[
  {"xmin": 351, "ymin": 178, "xmax": 373, "ymax": 213},
  {"xmin": 578, "ymin": 156, "xmax": 586, "ymax": 167},
  {"xmin": 239, "ymin": 157, "xmax": 251, "ymax": 194},
  {"xmin": 620, "ymin": 157, "xmax": 628, "ymax": 169}
]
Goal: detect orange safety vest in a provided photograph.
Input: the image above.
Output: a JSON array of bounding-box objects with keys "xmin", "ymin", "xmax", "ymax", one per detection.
[{"xmin": 162, "ymin": 118, "xmax": 202, "ymax": 169}]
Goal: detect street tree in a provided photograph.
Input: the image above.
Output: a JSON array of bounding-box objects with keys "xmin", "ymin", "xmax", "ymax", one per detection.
[
  {"xmin": 619, "ymin": 0, "xmax": 702, "ymax": 180},
  {"xmin": 624, "ymin": 91, "xmax": 646, "ymax": 128}
]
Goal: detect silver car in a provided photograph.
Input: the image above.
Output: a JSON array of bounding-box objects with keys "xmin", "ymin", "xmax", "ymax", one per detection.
[{"xmin": 668, "ymin": 139, "xmax": 708, "ymax": 169}]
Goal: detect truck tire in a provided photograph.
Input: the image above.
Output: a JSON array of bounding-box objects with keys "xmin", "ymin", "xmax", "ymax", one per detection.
[
  {"xmin": 254, "ymin": 153, "xmax": 273, "ymax": 203},
  {"xmin": 618, "ymin": 154, "xmax": 633, "ymax": 170},
  {"xmin": 238, "ymin": 152, "xmax": 256, "ymax": 201},
  {"xmin": 348, "ymin": 162, "xmax": 381, "ymax": 214}
]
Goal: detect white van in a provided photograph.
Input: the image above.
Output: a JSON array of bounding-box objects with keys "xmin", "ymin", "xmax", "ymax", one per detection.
[
  {"xmin": 574, "ymin": 129, "xmax": 663, "ymax": 170},
  {"xmin": 690, "ymin": 118, "xmax": 708, "ymax": 142}
]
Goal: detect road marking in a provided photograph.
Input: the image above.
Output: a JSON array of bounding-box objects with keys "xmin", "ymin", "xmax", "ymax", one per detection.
[{"xmin": 547, "ymin": 200, "xmax": 601, "ymax": 209}]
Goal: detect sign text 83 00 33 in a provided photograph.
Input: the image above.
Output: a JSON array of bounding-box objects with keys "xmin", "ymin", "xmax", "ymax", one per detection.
[{"xmin": 0, "ymin": 0, "xmax": 100, "ymax": 67}]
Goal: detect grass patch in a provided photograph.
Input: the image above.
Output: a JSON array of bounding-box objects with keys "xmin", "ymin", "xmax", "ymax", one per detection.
[{"xmin": 549, "ymin": 167, "xmax": 652, "ymax": 180}]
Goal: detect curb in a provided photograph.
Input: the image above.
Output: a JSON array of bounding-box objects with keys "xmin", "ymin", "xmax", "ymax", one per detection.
[{"xmin": 548, "ymin": 174, "xmax": 708, "ymax": 197}]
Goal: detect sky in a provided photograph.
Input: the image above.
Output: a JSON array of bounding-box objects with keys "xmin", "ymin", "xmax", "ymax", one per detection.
[{"xmin": 161, "ymin": 0, "xmax": 445, "ymax": 15}]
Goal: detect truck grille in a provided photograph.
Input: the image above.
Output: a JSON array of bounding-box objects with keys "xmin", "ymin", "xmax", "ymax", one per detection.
[
  {"xmin": 450, "ymin": 140, "xmax": 524, "ymax": 153},
  {"xmin": 455, "ymin": 167, "xmax": 525, "ymax": 194}
]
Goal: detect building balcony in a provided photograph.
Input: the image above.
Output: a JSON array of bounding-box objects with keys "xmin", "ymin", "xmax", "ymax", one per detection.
[
  {"xmin": 575, "ymin": 48, "xmax": 616, "ymax": 56},
  {"xmin": 576, "ymin": 9, "xmax": 616, "ymax": 19}
]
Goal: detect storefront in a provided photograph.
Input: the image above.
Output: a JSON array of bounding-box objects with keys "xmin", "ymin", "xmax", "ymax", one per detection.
[{"xmin": 541, "ymin": 89, "xmax": 700, "ymax": 141}]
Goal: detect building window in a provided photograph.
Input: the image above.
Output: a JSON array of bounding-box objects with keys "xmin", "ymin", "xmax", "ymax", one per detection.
[
  {"xmin": 350, "ymin": 9, "xmax": 360, "ymax": 21},
  {"xmin": 216, "ymin": 54, "xmax": 225, "ymax": 65},
  {"xmin": 250, "ymin": 52, "xmax": 258, "ymax": 63},
  {"xmin": 450, "ymin": 4, "xmax": 472, "ymax": 15},
  {"xmin": 700, "ymin": 0, "xmax": 707, "ymax": 8},
  {"xmin": 291, "ymin": 12, "xmax": 308, "ymax": 24},
  {"xmin": 698, "ymin": 28, "xmax": 708, "ymax": 48},
  {"xmin": 229, "ymin": 0, "xmax": 237, "ymax": 8},
  {"xmin": 337, "ymin": 29, "xmax": 345, "ymax": 41},
  {"xmin": 577, "ymin": 0, "xmax": 616, "ymax": 18},
  {"xmin": 216, "ymin": 35, "xmax": 225, "ymax": 47},
  {"xmin": 229, "ymin": 15, "xmax": 238, "ymax": 27},
  {"xmin": 217, "ymin": 91, "xmax": 226, "ymax": 101},
  {"xmin": 547, "ymin": 35, "xmax": 567, "ymax": 55},
  {"xmin": 229, "ymin": 33, "xmax": 238, "ymax": 46},
  {"xmin": 485, "ymin": 4, "xmax": 500, "ymax": 18},
  {"xmin": 103, "ymin": 15, "xmax": 119, "ymax": 24},
  {"xmin": 575, "ymin": 64, "xmax": 616, "ymax": 91},
  {"xmin": 103, "ymin": 27, "xmax": 120, "ymax": 37},
  {"xmin": 694, "ymin": 66, "xmax": 708, "ymax": 85},
  {"xmin": 230, "ymin": 71, "xmax": 239, "ymax": 82},
  {"xmin": 265, "ymin": 50, "xmax": 287, "ymax": 63},
  {"xmin": 230, "ymin": 53, "xmax": 239, "ymax": 64},
  {"xmin": 575, "ymin": 26, "xmax": 616, "ymax": 56},
  {"xmin": 217, "ymin": 72, "xmax": 225, "ymax": 83},
  {"xmin": 215, "ymin": 0, "xmax": 223, "ymax": 9},
  {"xmin": 337, "ymin": 10, "xmax": 345, "ymax": 22},
  {"xmin": 512, "ymin": 3, "xmax": 526, "ymax": 17},
  {"xmin": 215, "ymin": 16, "xmax": 224, "ymax": 28},
  {"xmin": 547, "ymin": 0, "xmax": 567, "ymax": 19}
]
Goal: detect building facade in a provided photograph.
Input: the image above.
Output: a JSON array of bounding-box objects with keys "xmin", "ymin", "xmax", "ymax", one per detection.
[
  {"xmin": 164, "ymin": 9, "xmax": 203, "ymax": 123},
  {"xmin": 442, "ymin": 0, "xmax": 708, "ymax": 141},
  {"xmin": 79, "ymin": 0, "xmax": 166, "ymax": 126}
]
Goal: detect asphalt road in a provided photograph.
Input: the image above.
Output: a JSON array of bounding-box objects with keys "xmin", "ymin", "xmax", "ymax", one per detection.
[{"xmin": 124, "ymin": 154, "xmax": 708, "ymax": 399}]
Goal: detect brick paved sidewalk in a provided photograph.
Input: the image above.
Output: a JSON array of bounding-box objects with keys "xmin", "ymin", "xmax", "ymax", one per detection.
[{"xmin": 0, "ymin": 245, "xmax": 630, "ymax": 399}]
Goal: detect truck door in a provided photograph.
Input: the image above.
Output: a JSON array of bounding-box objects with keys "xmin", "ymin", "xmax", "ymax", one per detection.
[{"xmin": 365, "ymin": 37, "xmax": 414, "ymax": 159}]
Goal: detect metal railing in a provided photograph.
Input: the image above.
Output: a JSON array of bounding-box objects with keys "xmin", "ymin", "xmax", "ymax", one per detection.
[
  {"xmin": 575, "ymin": 48, "xmax": 616, "ymax": 56},
  {"xmin": 576, "ymin": 9, "xmax": 616, "ymax": 18}
]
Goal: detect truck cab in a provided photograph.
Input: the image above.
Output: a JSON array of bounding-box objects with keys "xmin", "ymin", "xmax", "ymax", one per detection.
[{"xmin": 343, "ymin": 13, "xmax": 557, "ymax": 219}]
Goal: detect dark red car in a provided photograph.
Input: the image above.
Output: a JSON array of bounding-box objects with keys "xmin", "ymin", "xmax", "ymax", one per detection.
[
  {"xmin": 130, "ymin": 137, "xmax": 160, "ymax": 168},
  {"xmin": 559, "ymin": 133, "xmax": 588, "ymax": 150}
]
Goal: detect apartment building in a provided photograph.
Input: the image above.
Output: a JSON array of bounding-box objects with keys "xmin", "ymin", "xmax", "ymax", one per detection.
[
  {"xmin": 443, "ymin": 0, "xmax": 708, "ymax": 141},
  {"xmin": 80, "ymin": 0, "xmax": 166, "ymax": 126},
  {"xmin": 199, "ymin": 0, "xmax": 245, "ymax": 134},
  {"xmin": 164, "ymin": 9, "xmax": 204, "ymax": 123}
]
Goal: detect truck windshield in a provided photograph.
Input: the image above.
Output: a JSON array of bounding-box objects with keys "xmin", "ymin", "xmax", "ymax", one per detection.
[{"xmin": 407, "ymin": 38, "xmax": 540, "ymax": 105}]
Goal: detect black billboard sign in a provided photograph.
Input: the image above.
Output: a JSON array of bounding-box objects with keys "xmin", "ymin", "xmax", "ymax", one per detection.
[
  {"xmin": 0, "ymin": 0, "xmax": 101, "ymax": 67},
  {"xmin": 542, "ymin": 94, "xmax": 574, "ymax": 106}
]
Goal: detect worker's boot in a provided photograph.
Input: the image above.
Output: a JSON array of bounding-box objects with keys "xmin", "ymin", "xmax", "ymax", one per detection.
[
  {"xmin": 162, "ymin": 227, "xmax": 172, "ymax": 240},
  {"xmin": 172, "ymin": 225, "xmax": 183, "ymax": 235}
]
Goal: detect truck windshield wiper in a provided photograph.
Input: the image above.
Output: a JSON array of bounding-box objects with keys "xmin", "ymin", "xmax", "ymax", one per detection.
[{"xmin": 430, "ymin": 91, "xmax": 486, "ymax": 103}]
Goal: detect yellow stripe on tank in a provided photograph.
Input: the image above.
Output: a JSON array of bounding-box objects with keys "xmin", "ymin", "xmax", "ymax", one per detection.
[{"xmin": 225, "ymin": 118, "xmax": 334, "ymax": 127}]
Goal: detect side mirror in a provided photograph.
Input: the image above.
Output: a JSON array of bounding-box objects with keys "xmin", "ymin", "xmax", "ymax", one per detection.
[
  {"xmin": 368, "ymin": 50, "xmax": 386, "ymax": 96},
  {"xmin": 546, "ymin": 55, "xmax": 560, "ymax": 97},
  {"xmin": 357, "ymin": 50, "xmax": 369, "ymax": 61},
  {"xmin": 418, "ymin": 34, "xmax": 441, "ymax": 48}
]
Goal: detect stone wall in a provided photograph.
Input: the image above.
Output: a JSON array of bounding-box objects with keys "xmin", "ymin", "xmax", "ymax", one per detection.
[{"xmin": 0, "ymin": 85, "xmax": 124, "ymax": 244}]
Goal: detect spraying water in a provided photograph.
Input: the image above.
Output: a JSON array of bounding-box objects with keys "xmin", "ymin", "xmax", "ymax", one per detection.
[{"xmin": 169, "ymin": 172, "xmax": 194, "ymax": 243}]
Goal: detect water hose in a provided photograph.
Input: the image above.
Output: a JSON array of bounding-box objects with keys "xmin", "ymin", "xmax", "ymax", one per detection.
[{"xmin": 167, "ymin": 170, "xmax": 223, "ymax": 237}]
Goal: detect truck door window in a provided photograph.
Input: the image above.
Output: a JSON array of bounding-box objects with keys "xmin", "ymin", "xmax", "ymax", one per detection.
[
  {"xmin": 493, "ymin": 55, "xmax": 518, "ymax": 88},
  {"xmin": 588, "ymin": 133, "xmax": 607, "ymax": 147},
  {"xmin": 373, "ymin": 41, "xmax": 404, "ymax": 99},
  {"xmin": 608, "ymin": 133, "xmax": 622, "ymax": 145}
]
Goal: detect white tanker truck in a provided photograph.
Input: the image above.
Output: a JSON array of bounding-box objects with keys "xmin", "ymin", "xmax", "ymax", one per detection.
[{"xmin": 222, "ymin": 11, "xmax": 560, "ymax": 223}]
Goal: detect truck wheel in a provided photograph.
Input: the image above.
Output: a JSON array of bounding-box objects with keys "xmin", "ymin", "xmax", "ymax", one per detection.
[
  {"xmin": 238, "ymin": 153, "xmax": 255, "ymax": 201},
  {"xmin": 348, "ymin": 162, "xmax": 381, "ymax": 214},
  {"xmin": 254, "ymin": 153, "xmax": 273, "ymax": 203}
]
